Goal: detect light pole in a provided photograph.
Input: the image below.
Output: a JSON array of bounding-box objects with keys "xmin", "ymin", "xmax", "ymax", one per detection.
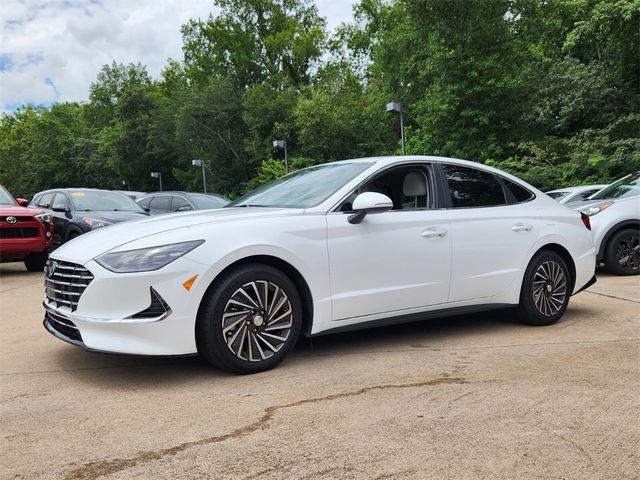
[
  {"xmin": 386, "ymin": 101, "xmax": 406, "ymax": 155},
  {"xmin": 191, "ymin": 159, "xmax": 207, "ymax": 193},
  {"xmin": 273, "ymin": 139, "xmax": 288, "ymax": 174},
  {"xmin": 150, "ymin": 172, "xmax": 162, "ymax": 191}
]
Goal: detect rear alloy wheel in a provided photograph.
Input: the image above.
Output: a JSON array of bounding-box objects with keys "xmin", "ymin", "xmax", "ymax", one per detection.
[
  {"xmin": 604, "ymin": 228, "xmax": 640, "ymax": 276},
  {"xmin": 517, "ymin": 250, "xmax": 571, "ymax": 326},
  {"xmin": 196, "ymin": 264, "xmax": 302, "ymax": 373},
  {"xmin": 24, "ymin": 251, "xmax": 48, "ymax": 272}
]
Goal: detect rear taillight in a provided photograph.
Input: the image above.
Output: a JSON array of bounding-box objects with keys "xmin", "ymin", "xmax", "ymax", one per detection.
[{"xmin": 580, "ymin": 212, "xmax": 591, "ymax": 230}]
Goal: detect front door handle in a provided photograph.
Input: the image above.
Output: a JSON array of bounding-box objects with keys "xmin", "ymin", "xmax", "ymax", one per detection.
[
  {"xmin": 422, "ymin": 227, "xmax": 448, "ymax": 238},
  {"xmin": 512, "ymin": 223, "xmax": 533, "ymax": 232}
]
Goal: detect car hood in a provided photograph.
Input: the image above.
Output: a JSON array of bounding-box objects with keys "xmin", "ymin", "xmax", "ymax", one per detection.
[
  {"xmin": 0, "ymin": 205, "xmax": 44, "ymax": 216},
  {"xmin": 53, "ymin": 207, "xmax": 298, "ymax": 264},
  {"xmin": 76, "ymin": 210, "xmax": 149, "ymax": 223}
]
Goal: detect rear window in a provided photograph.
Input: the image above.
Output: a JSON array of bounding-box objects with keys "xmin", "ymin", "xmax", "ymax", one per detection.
[{"xmin": 443, "ymin": 165, "xmax": 506, "ymax": 208}]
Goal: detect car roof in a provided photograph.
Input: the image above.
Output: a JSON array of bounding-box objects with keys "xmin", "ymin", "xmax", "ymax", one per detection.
[{"xmin": 138, "ymin": 191, "xmax": 228, "ymax": 199}]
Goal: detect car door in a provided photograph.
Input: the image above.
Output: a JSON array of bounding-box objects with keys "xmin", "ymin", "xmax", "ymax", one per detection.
[
  {"xmin": 50, "ymin": 192, "xmax": 72, "ymax": 244},
  {"xmin": 440, "ymin": 164, "xmax": 537, "ymax": 302},
  {"xmin": 326, "ymin": 163, "xmax": 452, "ymax": 320}
]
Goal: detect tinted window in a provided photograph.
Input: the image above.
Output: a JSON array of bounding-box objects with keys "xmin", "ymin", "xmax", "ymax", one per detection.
[
  {"xmin": 149, "ymin": 196, "xmax": 172, "ymax": 213},
  {"xmin": 444, "ymin": 165, "xmax": 506, "ymax": 208},
  {"xmin": 503, "ymin": 178, "xmax": 534, "ymax": 203},
  {"xmin": 172, "ymin": 196, "xmax": 192, "ymax": 211},
  {"xmin": 37, "ymin": 193, "xmax": 55, "ymax": 208}
]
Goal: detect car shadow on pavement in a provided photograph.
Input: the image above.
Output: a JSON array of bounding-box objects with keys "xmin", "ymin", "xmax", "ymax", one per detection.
[{"xmin": 51, "ymin": 307, "xmax": 528, "ymax": 387}]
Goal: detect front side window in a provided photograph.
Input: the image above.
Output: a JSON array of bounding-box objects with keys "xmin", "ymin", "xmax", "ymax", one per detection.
[
  {"xmin": 591, "ymin": 172, "xmax": 640, "ymax": 200},
  {"xmin": 149, "ymin": 196, "xmax": 172, "ymax": 213},
  {"xmin": 171, "ymin": 196, "xmax": 192, "ymax": 212},
  {"xmin": 444, "ymin": 165, "xmax": 506, "ymax": 208},
  {"xmin": 52, "ymin": 193, "xmax": 70, "ymax": 210},
  {"xmin": 227, "ymin": 162, "xmax": 373, "ymax": 209},
  {"xmin": 339, "ymin": 164, "xmax": 433, "ymax": 212},
  {"xmin": 37, "ymin": 193, "xmax": 55, "ymax": 208}
]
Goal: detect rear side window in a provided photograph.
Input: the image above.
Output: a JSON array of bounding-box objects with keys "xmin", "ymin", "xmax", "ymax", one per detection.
[
  {"xmin": 443, "ymin": 165, "xmax": 506, "ymax": 208},
  {"xmin": 502, "ymin": 178, "xmax": 535, "ymax": 203}
]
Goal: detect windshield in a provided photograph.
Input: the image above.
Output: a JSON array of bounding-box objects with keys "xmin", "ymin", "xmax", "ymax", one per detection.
[
  {"xmin": 190, "ymin": 193, "xmax": 229, "ymax": 209},
  {"xmin": 70, "ymin": 191, "xmax": 146, "ymax": 212},
  {"xmin": 227, "ymin": 162, "xmax": 373, "ymax": 208},
  {"xmin": 547, "ymin": 191, "xmax": 570, "ymax": 200},
  {"xmin": 591, "ymin": 172, "xmax": 640, "ymax": 200},
  {"xmin": 0, "ymin": 186, "xmax": 16, "ymax": 206}
]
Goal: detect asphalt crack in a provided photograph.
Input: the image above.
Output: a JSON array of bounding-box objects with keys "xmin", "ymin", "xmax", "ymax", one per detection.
[{"xmin": 65, "ymin": 375, "xmax": 467, "ymax": 480}]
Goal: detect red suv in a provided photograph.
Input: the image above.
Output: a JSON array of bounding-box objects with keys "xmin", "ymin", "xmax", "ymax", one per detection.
[{"xmin": 0, "ymin": 185, "xmax": 55, "ymax": 271}]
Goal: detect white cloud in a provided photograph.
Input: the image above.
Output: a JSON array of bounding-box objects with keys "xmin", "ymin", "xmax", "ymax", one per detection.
[{"xmin": 0, "ymin": 0, "xmax": 355, "ymax": 113}]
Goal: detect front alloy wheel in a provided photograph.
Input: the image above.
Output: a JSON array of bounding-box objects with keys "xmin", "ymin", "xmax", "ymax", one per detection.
[
  {"xmin": 517, "ymin": 250, "xmax": 571, "ymax": 326},
  {"xmin": 222, "ymin": 281, "xmax": 294, "ymax": 362},
  {"xmin": 604, "ymin": 228, "xmax": 640, "ymax": 276},
  {"xmin": 196, "ymin": 264, "xmax": 302, "ymax": 373}
]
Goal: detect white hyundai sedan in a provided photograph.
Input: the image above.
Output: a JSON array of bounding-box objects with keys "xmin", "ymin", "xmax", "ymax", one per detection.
[{"xmin": 43, "ymin": 156, "xmax": 597, "ymax": 373}]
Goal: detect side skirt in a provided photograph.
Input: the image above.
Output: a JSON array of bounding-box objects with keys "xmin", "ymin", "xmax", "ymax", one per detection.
[{"xmin": 310, "ymin": 303, "xmax": 514, "ymax": 338}]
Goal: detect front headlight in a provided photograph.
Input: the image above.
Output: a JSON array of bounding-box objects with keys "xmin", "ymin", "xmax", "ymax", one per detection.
[
  {"xmin": 35, "ymin": 213, "xmax": 52, "ymax": 223},
  {"xmin": 581, "ymin": 201, "xmax": 613, "ymax": 217},
  {"xmin": 82, "ymin": 217, "xmax": 112, "ymax": 228},
  {"xmin": 95, "ymin": 240, "xmax": 205, "ymax": 273}
]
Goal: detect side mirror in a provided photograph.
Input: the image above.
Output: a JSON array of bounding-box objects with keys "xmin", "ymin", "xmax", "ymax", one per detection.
[
  {"xmin": 143, "ymin": 207, "xmax": 150, "ymax": 212},
  {"xmin": 348, "ymin": 192, "xmax": 393, "ymax": 224},
  {"xmin": 176, "ymin": 205, "xmax": 193, "ymax": 212},
  {"xmin": 16, "ymin": 198, "xmax": 29, "ymax": 207},
  {"xmin": 51, "ymin": 206, "xmax": 69, "ymax": 213}
]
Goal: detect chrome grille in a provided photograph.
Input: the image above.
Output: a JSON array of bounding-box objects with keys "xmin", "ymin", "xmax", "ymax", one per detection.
[{"xmin": 44, "ymin": 260, "xmax": 94, "ymax": 311}]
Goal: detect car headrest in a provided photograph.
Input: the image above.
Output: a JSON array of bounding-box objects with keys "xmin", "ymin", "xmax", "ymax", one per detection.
[{"xmin": 403, "ymin": 171, "xmax": 427, "ymax": 197}]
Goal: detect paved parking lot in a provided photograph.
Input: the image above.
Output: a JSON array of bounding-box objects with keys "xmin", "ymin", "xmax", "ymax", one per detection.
[{"xmin": 1, "ymin": 263, "xmax": 638, "ymax": 479}]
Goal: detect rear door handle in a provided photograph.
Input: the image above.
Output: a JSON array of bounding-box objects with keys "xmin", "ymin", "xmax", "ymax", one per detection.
[
  {"xmin": 422, "ymin": 227, "xmax": 448, "ymax": 238},
  {"xmin": 512, "ymin": 223, "xmax": 533, "ymax": 232}
]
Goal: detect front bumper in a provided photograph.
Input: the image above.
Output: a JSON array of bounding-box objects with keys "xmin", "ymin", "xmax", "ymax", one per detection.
[{"xmin": 43, "ymin": 256, "xmax": 213, "ymax": 356}]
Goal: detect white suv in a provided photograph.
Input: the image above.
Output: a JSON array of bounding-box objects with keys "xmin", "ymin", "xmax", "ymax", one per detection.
[{"xmin": 569, "ymin": 171, "xmax": 640, "ymax": 275}]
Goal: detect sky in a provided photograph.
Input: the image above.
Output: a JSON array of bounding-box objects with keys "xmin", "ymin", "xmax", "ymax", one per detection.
[{"xmin": 0, "ymin": 0, "xmax": 355, "ymax": 114}]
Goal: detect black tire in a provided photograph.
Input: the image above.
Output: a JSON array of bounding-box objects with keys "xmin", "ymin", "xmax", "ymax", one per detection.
[
  {"xmin": 24, "ymin": 251, "xmax": 48, "ymax": 272},
  {"xmin": 603, "ymin": 228, "xmax": 640, "ymax": 276},
  {"xmin": 517, "ymin": 250, "xmax": 571, "ymax": 326},
  {"xmin": 196, "ymin": 263, "xmax": 302, "ymax": 374}
]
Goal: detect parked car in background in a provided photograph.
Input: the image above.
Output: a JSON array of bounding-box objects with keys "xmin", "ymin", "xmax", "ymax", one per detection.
[
  {"xmin": 29, "ymin": 188, "xmax": 149, "ymax": 245},
  {"xmin": 0, "ymin": 184, "xmax": 54, "ymax": 271},
  {"xmin": 136, "ymin": 191, "xmax": 229, "ymax": 214},
  {"xmin": 115, "ymin": 190, "xmax": 146, "ymax": 200},
  {"xmin": 43, "ymin": 156, "xmax": 596, "ymax": 374},
  {"xmin": 546, "ymin": 185, "xmax": 607, "ymax": 204},
  {"xmin": 567, "ymin": 171, "xmax": 639, "ymax": 275}
]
